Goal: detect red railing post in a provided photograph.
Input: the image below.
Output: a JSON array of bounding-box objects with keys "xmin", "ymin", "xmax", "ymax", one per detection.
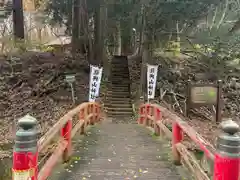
[
  {"xmin": 213, "ymin": 120, "xmax": 240, "ymax": 180},
  {"xmin": 12, "ymin": 115, "xmax": 38, "ymax": 180},
  {"xmin": 61, "ymin": 119, "xmax": 72, "ymax": 162},
  {"xmin": 172, "ymin": 122, "xmax": 183, "ymax": 165}
]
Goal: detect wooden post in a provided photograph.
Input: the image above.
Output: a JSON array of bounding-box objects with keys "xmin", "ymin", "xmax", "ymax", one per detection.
[
  {"xmin": 172, "ymin": 122, "xmax": 183, "ymax": 165},
  {"xmin": 186, "ymin": 79, "xmax": 191, "ymax": 117},
  {"xmin": 215, "ymin": 80, "xmax": 222, "ymax": 123}
]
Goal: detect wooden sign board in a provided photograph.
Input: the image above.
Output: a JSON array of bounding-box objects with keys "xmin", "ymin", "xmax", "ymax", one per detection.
[
  {"xmin": 65, "ymin": 75, "xmax": 75, "ymax": 84},
  {"xmin": 190, "ymin": 86, "xmax": 218, "ymax": 105},
  {"xmin": 186, "ymin": 80, "xmax": 222, "ymax": 122}
]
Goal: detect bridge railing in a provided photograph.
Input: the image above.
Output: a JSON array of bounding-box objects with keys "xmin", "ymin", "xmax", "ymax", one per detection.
[
  {"xmin": 138, "ymin": 103, "xmax": 240, "ymax": 180},
  {"xmin": 12, "ymin": 102, "xmax": 103, "ymax": 180}
]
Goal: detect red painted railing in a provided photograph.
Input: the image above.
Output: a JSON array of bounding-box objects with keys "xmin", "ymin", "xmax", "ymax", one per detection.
[
  {"xmin": 138, "ymin": 103, "xmax": 240, "ymax": 180},
  {"xmin": 12, "ymin": 102, "xmax": 103, "ymax": 180}
]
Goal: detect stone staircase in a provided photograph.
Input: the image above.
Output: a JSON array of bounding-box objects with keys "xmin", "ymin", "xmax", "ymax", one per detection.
[{"xmin": 104, "ymin": 56, "xmax": 133, "ymax": 119}]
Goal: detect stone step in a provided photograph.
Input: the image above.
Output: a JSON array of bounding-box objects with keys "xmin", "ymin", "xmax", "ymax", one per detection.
[
  {"xmin": 111, "ymin": 79, "xmax": 130, "ymax": 82},
  {"xmin": 109, "ymin": 92, "xmax": 131, "ymax": 95},
  {"xmin": 110, "ymin": 83, "xmax": 130, "ymax": 86},
  {"xmin": 110, "ymin": 69, "xmax": 129, "ymax": 75},
  {"xmin": 106, "ymin": 97, "xmax": 131, "ymax": 101},
  {"xmin": 111, "ymin": 77, "xmax": 130, "ymax": 80},
  {"xmin": 112, "ymin": 80, "xmax": 131, "ymax": 83},
  {"xmin": 111, "ymin": 65, "xmax": 128, "ymax": 68},
  {"xmin": 107, "ymin": 113, "xmax": 133, "ymax": 116},
  {"xmin": 107, "ymin": 111, "xmax": 133, "ymax": 116},
  {"xmin": 105, "ymin": 100, "xmax": 131, "ymax": 104},
  {"xmin": 106, "ymin": 101, "xmax": 132, "ymax": 105},
  {"xmin": 105, "ymin": 96, "xmax": 131, "ymax": 101},
  {"xmin": 106, "ymin": 90, "xmax": 130, "ymax": 93},
  {"xmin": 111, "ymin": 69, "xmax": 129, "ymax": 72},
  {"xmin": 111, "ymin": 75, "xmax": 129, "ymax": 77},
  {"xmin": 111, "ymin": 76, "xmax": 130, "ymax": 81},
  {"xmin": 107, "ymin": 84, "xmax": 130, "ymax": 87},
  {"xmin": 106, "ymin": 108, "xmax": 133, "ymax": 114},
  {"xmin": 111, "ymin": 74, "xmax": 129, "ymax": 77},
  {"xmin": 104, "ymin": 103, "xmax": 132, "ymax": 108},
  {"xmin": 107, "ymin": 89, "xmax": 131, "ymax": 97},
  {"xmin": 107, "ymin": 90, "xmax": 131, "ymax": 97},
  {"xmin": 111, "ymin": 73, "xmax": 129, "ymax": 76},
  {"xmin": 108, "ymin": 79, "xmax": 130, "ymax": 82},
  {"xmin": 111, "ymin": 67, "xmax": 129, "ymax": 71},
  {"xmin": 106, "ymin": 107, "xmax": 133, "ymax": 112},
  {"xmin": 106, "ymin": 94, "xmax": 130, "ymax": 99},
  {"xmin": 107, "ymin": 88, "xmax": 130, "ymax": 91},
  {"xmin": 109, "ymin": 83, "xmax": 129, "ymax": 87},
  {"xmin": 107, "ymin": 87, "xmax": 130, "ymax": 94},
  {"xmin": 111, "ymin": 63, "xmax": 129, "ymax": 66},
  {"xmin": 110, "ymin": 87, "xmax": 129, "ymax": 90},
  {"xmin": 111, "ymin": 60, "xmax": 128, "ymax": 63},
  {"xmin": 107, "ymin": 115, "xmax": 133, "ymax": 118}
]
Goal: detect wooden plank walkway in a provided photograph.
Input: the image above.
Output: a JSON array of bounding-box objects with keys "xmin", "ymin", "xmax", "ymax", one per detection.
[{"xmin": 49, "ymin": 120, "xmax": 189, "ymax": 180}]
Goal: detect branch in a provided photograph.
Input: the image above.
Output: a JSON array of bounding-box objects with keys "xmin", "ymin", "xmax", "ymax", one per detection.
[
  {"xmin": 210, "ymin": 6, "xmax": 218, "ymax": 30},
  {"xmin": 216, "ymin": 0, "xmax": 229, "ymax": 29}
]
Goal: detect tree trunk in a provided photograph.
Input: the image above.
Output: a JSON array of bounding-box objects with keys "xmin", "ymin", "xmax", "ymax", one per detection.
[
  {"xmin": 92, "ymin": 0, "xmax": 107, "ymax": 66},
  {"xmin": 93, "ymin": 0, "xmax": 102, "ymax": 65},
  {"xmin": 71, "ymin": 0, "xmax": 80, "ymax": 54},
  {"xmin": 138, "ymin": 4, "xmax": 144, "ymax": 56},
  {"xmin": 13, "ymin": 0, "xmax": 24, "ymax": 40},
  {"xmin": 121, "ymin": 21, "xmax": 131, "ymax": 56},
  {"xmin": 83, "ymin": 0, "xmax": 94, "ymax": 62},
  {"xmin": 140, "ymin": 32, "xmax": 150, "ymax": 102},
  {"xmin": 101, "ymin": 4, "xmax": 110, "ymax": 80},
  {"xmin": 139, "ymin": 6, "xmax": 148, "ymax": 102},
  {"xmin": 114, "ymin": 20, "xmax": 121, "ymax": 56}
]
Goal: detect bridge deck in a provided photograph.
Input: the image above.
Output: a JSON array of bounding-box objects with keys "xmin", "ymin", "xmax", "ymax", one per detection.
[{"xmin": 49, "ymin": 120, "xmax": 188, "ymax": 180}]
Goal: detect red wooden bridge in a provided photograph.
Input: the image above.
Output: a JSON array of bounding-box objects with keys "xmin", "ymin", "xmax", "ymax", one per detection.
[{"xmin": 12, "ymin": 102, "xmax": 240, "ymax": 180}]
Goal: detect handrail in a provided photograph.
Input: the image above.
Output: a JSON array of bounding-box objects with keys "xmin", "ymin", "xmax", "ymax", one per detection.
[
  {"xmin": 137, "ymin": 103, "xmax": 240, "ymax": 180},
  {"xmin": 138, "ymin": 103, "xmax": 216, "ymax": 159},
  {"xmin": 12, "ymin": 102, "xmax": 103, "ymax": 180}
]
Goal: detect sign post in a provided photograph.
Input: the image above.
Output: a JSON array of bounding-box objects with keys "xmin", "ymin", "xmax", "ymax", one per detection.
[{"xmin": 65, "ymin": 75, "xmax": 76, "ymax": 104}]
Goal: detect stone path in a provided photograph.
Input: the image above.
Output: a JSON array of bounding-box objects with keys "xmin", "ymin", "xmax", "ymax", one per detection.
[{"xmin": 49, "ymin": 121, "xmax": 188, "ymax": 180}]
